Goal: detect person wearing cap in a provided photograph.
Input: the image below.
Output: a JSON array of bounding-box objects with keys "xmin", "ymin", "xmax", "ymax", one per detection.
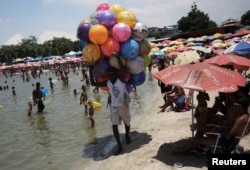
[{"xmin": 89, "ymin": 51, "xmax": 131, "ymax": 155}]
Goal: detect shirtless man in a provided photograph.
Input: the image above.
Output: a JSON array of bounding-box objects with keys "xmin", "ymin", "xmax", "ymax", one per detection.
[
  {"xmin": 32, "ymin": 82, "xmax": 45, "ymax": 113},
  {"xmin": 80, "ymin": 85, "xmax": 88, "ymax": 115}
]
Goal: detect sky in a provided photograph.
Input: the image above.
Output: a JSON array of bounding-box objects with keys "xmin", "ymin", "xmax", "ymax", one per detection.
[{"xmin": 0, "ymin": 0, "xmax": 250, "ymax": 46}]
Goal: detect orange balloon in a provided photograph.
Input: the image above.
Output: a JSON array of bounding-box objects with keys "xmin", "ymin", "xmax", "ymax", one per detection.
[
  {"xmin": 89, "ymin": 24, "xmax": 108, "ymax": 44},
  {"xmin": 82, "ymin": 43, "xmax": 101, "ymax": 63},
  {"xmin": 101, "ymin": 37, "xmax": 120, "ymax": 57}
]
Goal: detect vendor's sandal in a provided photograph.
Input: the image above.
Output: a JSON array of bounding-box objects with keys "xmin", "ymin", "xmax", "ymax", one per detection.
[
  {"xmin": 126, "ymin": 136, "xmax": 131, "ymax": 144},
  {"xmin": 113, "ymin": 147, "xmax": 123, "ymax": 156}
]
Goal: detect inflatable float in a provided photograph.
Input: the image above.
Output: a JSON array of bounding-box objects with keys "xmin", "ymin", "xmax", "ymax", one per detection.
[
  {"xmin": 80, "ymin": 101, "xmax": 102, "ymax": 109},
  {"xmin": 93, "ymin": 101, "xmax": 102, "ymax": 109},
  {"xmin": 41, "ymin": 88, "xmax": 50, "ymax": 97}
]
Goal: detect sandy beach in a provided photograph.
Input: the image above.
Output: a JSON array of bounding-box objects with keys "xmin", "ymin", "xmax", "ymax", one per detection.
[{"xmin": 73, "ymin": 72, "xmax": 250, "ymax": 170}]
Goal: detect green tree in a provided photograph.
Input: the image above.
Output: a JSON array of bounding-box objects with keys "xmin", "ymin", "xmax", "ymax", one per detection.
[
  {"xmin": 240, "ymin": 10, "xmax": 250, "ymax": 25},
  {"xmin": 177, "ymin": 2, "xmax": 217, "ymax": 32},
  {"xmin": 0, "ymin": 35, "xmax": 79, "ymax": 63}
]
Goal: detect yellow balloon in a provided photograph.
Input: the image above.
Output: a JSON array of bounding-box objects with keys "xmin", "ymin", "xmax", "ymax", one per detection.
[
  {"xmin": 117, "ymin": 10, "xmax": 137, "ymax": 27},
  {"xmin": 82, "ymin": 43, "xmax": 101, "ymax": 63},
  {"xmin": 109, "ymin": 4, "xmax": 125, "ymax": 18},
  {"xmin": 89, "ymin": 24, "xmax": 108, "ymax": 44},
  {"xmin": 144, "ymin": 55, "xmax": 151, "ymax": 67}
]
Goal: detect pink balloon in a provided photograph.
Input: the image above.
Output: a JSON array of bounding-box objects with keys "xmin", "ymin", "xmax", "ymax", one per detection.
[
  {"xmin": 101, "ymin": 37, "xmax": 120, "ymax": 57},
  {"xmin": 96, "ymin": 3, "xmax": 110, "ymax": 11},
  {"xmin": 112, "ymin": 23, "xmax": 131, "ymax": 42}
]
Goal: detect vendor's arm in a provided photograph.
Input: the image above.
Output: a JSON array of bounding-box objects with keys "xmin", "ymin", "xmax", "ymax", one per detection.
[{"xmin": 112, "ymin": 51, "xmax": 126, "ymax": 83}]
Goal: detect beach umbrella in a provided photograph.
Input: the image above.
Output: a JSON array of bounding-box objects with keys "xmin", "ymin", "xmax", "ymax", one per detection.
[
  {"xmin": 191, "ymin": 46, "xmax": 212, "ymax": 53},
  {"xmin": 174, "ymin": 51, "xmax": 200, "ymax": 65},
  {"xmin": 149, "ymin": 51, "xmax": 165, "ymax": 56},
  {"xmin": 203, "ymin": 54, "xmax": 250, "ymax": 70},
  {"xmin": 213, "ymin": 33, "xmax": 222, "ymax": 39},
  {"xmin": 212, "ymin": 42, "xmax": 226, "ymax": 49},
  {"xmin": 160, "ymin": 39, "xmax": 171, "ymax": 46},
  {"xmin": 230, "ymin": 28, "xmax": 250, "ymax": 38},
  {"xmin": 152, "ymin": 62, "xmax": 246, "ymax": 137},
  {"xmin": 224, "ymin": 41, "xmax": 250, "ymax": 55},
  {"xmin": 152, "ymin": 63, "xmax": 245, "ymax": 93},
  {"xmin": 212, "ymin": 49, "xmax": 225, "ymax": 55},
  {"xmin": 166, "ymin": 51, "xmax": 180, "ymax": 57},
  {"xmin": 0, "ymin": 65, "xmax": 7, "ymax": 70}
]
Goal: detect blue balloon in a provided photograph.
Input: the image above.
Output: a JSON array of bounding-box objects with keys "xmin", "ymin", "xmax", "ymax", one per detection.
[
  {"xmin": 129, "ymin": 71, "xmax": 146, "ymax": 86},
  {"xmin": 120, "ymin": 39, "xmax": 139, "ymax": 59},
  {"xmin": 41, "ymin": 88, "xmax": 49, "ymax": 97},
  {"xmin": 79, "ymin": 40, "xmax": 89, "ymax": 50}
]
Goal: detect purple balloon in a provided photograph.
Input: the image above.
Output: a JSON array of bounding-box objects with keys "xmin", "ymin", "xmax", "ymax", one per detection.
[
  {"xmin": 93, "ymin": 59, "xmax": 115, "ymax": 78},
  {"xmin": 77, "ymin": 22, "xmax": 92, "ymax": 41},
  {"xmin": 98, "ymin": 10, "xmax": 116, "ymax": 29},
  {"xmin": 125, "ymin": 82, "xmax": 132, "ymax": 93}
]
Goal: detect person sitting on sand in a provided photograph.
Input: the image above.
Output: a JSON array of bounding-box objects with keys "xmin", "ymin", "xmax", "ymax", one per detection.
[
  {"xmin": 194, "ymin": 91, "xmax": 210, "ymax": 137},
  {"xmin": 172, "ymin": 113, "xmax": 250, "ymax": 155},
  {"xmin": 158, "ymin": 85, "xmax": 185, "ymax": 113}
]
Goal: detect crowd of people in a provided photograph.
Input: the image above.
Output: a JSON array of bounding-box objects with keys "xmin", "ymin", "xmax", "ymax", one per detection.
[
  {"xmin": 0, "ymin": 52, "xmax": 134, "ymax": 156},
  {"xmin": 150, "ymin": 53, "xmax": 250, "ymax": 155}
]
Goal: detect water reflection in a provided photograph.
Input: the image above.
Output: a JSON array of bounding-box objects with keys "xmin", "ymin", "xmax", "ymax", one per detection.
[{"xmin": 28, "ymin": 114, "xmax": 50, "ymax": 146}]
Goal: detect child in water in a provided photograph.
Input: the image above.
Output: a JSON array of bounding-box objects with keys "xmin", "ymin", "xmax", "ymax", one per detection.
[
  {"xmin": 87, "ymin": 100, "xmax": 95, "ymax": 127},
  {"xmin": 73, "ymin": 89, "xmax": 79, "ymax": 95},
  {"xmin": 28, "ymin": 102, "xmax": 33, "ymax": 116},
  {"xmin": 49, "ymin": 77, "xmax": 55, "ymax": 90},
  {"xmin": 12, "ymin": 86, "xmax": 16, "ymax": 96}
]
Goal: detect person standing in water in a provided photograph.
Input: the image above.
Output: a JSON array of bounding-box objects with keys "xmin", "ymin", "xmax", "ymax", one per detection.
[
  {"xmin": 80, "ymin": 85, "xmax": 88, "ymax": 115},
  {"xmin": 27, "ymin": 102, "xmax": 33, "ymax": 116},
  {"xmin": 87, "ymin": 100, "xmax": 95, "ymax": 127},
  {"xmin": 48, "ymin": 77, "xmax": 55, "ymax": 90},
  {"xmin": 32, "ymin": 82, "xmax": 45, "ymax": 113}
]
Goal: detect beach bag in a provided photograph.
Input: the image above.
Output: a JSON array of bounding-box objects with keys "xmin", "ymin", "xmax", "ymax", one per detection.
[{"xmin": 175, "ymin": 96, "xmax": 185, "ymax": 107}]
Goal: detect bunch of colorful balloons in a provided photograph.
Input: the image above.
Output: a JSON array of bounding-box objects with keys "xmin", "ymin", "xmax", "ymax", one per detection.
[{"xmin": 76, "ymin": 3, "xmax": 152, "ymax": 91}]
